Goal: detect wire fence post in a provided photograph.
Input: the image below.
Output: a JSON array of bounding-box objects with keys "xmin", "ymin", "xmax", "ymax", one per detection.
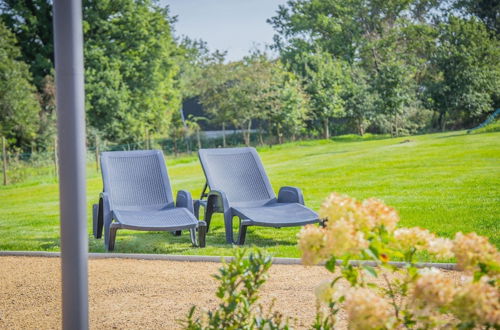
[
  {"xmin": 54, "ymin": 135, "xmax": 59, "ymax": 179},
  {"xmin": 95, "ymin": 134, "xmax": 99, "ymax": 172},
  {"xmin": 2, "ymin": 136, "xmax": 7, "ymax": 185}
]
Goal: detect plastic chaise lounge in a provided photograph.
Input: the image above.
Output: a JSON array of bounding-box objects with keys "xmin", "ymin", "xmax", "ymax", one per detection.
[
  {"xmin": 93, "ymin": 150, "xmax": 206, "ymax": 251},
  {"xmin": 197, "ymin": 147, "xmax": 319, "ymax": 245}
]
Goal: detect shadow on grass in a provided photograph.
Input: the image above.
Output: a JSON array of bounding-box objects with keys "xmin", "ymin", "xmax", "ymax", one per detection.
[
  {"xmin": 436, "ymin": 133, "xmax": 467, "ymax": 139},
  {"xmin": 331, "ymin": 133, "xmax": 392, "ymax": 143},
  {"xmin": 305, "ymin": 150, "xmax": 347, "ymax": 158},
  {"xmin": 87, "ymin": 223, "xmax": 297, "ymax": 254}
]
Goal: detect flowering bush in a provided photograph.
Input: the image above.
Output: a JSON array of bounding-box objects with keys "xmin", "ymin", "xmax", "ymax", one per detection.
[
  {"xmin": 184, "ymin": 249, "xmax": 290, "ymax": 330},
  {"xmin": 300, "ymin": 192, "xmax": 499, "ymax": 329}
]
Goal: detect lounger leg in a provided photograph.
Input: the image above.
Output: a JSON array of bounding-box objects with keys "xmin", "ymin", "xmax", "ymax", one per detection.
[
  {"xmin": 93, "ymin": 198, "xmax": 104, "ymax": 239},
  {"xmin": 223, "ymin": 210, "xmax": 235, "ymax": 244},
  {"xmin": 107, "ymin": 224, "xmax": 119, "ymax": 251},
  {"xmin": 198, "ymin": 221, "xmax": 207, "ymax": 248},
  {"xmin": 189, "ymin": 228, "xmax": 197, "ymax": 247},
  {"xmin": 92, "ymin": 203, "xmax": 99, "ymax": 238},
  {"xmin": 237, "ymin": 223, "xmax": 248, "ymax": 245},
  {"xmin": 204, "ymin": 204, "xmax": 214, "ymax": 232}
]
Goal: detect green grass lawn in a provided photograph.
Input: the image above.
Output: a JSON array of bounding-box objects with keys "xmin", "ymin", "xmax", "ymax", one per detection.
[{"xmin": 0, "ymin": 130, "xmax": 498, "ymax": 258}]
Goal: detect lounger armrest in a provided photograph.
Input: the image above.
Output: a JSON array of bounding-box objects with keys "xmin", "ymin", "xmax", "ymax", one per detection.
[
  {"xmin": 176, "ymin": 190, "xmax": 195, "ymax": 214},
  {"xmin": 278, "ymin": 186, "xmax": 305, "ymax": 205},
  {"xmin": 207, "ymin": 190, "xmax": 230, "ymax": 213}
]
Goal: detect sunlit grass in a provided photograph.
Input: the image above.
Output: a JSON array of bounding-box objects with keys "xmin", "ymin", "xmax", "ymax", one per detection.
[{"xmin": 0, "ymin": 130, "xmax": 498, "ymax": 258}]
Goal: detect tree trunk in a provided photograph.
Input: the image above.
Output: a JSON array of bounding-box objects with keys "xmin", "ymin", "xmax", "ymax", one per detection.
[
  {"xmin": 357, "ymin": 119, "xmax": 364, "ymax": 136},
  {"xmin": 244, "ymin": 120, "xmax": 252, "ymax": 146},
  {"xmin": 278, "ymin": 126, "xmax": 283, "ymax": 144},
  {"xmin": 323, "ymin": 118, "xmax": 330, "ymax": 139},
  {"xmin": 438, "ymin": 112, "xmax": 447, "ymax": 131},
  {"xmin": 196, "ymin": 129, "xmax": 201, "ymax": 149},
  {"xmin": 258, "ymin": 124, "xmax": 264, "ymax": 146},
  {"xmin": 2, "ymin": 137, "xmax": 7, "ymax": 185},
  {"xmin": 222, "ymin": 122, "xmax": 226, "ymax": 147}
]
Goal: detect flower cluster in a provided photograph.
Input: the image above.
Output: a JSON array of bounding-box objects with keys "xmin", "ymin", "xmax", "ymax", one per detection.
[
  {"xmin": 452, "ymin": 232, "xmax": 500, "ymax": 277},
  {"xmin": 344, "ymin": 287, "xmax": 393, "ymax": 330},
  {"xmin": 300, "ymin": 193, "xmax": 400, "ymax": 264},
  {"xmin": 297, "ymin": 225, "xmax": 328, "ymax": 266},
  {"xmin": 393, "ymin": 227, "xmax": 454, "ymax": 259},
  {"xmin": 410, "ymin": 268, "xmax": 456, "ymax": 309},
  {"xmin": 451, "ymin": 277, "xmax": 500, "ymax": 325},
  {"xmin": 318, "ymin": 193, "xmax": 399, "ymax": 233}
]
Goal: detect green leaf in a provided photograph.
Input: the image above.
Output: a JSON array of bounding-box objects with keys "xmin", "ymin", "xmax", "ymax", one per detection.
[
  {"xmin": 325, "ymin": 257, "xmax": 337, "ymax": 273},
  {"xmin": 362, "ymin": 265, "xmax": 378, "ymax": 278}
]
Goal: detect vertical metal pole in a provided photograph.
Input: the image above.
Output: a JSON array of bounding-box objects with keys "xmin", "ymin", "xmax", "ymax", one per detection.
[
  {"xmin": 2, "ymin": 136, "xmax": 7, "ymax": 185},
  {"xmin": 53, "ymin": 0, "xmax": 88, "ymax": 329}
]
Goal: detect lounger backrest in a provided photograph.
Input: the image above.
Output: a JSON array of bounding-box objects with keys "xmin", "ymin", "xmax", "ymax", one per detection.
[
  {"xmin": 198, "ymin": 147, "xmax": 276, "ymax": 204},
  {"xmin": 100, "ymin": 150, "xmax": 174, "ymax": 210}
]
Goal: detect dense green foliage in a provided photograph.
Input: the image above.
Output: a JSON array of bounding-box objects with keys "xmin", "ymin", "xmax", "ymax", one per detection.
[
  {"xmin": 268, "ymin": 0, "xmax": 500, "ymax": 137},
  {"xmin": 0, "ymin": 131, "xmax": 498, "ymax": 256},
  {"xmin": 0, "ymin": 21, "xmax": 40, "ymax": 147},
  {"xmin": 0, "ymin": 0, "xmax": 180, "ymax": 147},
  {"xmin": 0, "ymin": 0, "xmax": 498, "ymax": 150},
  {"xmin": 83, "ymin": 0, "xmax": 180, "ymax": 143}
]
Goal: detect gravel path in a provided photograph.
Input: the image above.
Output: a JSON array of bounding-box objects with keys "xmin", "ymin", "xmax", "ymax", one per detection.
[
  {"xmin": 0, "ymin": 256, "xmax": 333, "ymax": 329},
  {"xmin": 0, "ymin": 256, "xmax": 460, "ymax": 329}
]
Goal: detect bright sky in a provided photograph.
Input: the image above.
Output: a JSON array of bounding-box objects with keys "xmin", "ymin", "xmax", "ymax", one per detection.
[{"xmin": 161, "ymin": 0, "xmax": 288, "ymax": 62}]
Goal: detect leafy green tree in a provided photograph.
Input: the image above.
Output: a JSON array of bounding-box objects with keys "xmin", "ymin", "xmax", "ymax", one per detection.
[
  {"xmin": 0, "ymin": 22, "xmax": 40, "ymax": 148},
  {"xmin": 301, "ymin": 50, "xmax": 346, "ymax": 139},
  {"xmin": 426, "ymin": 16, "xmax": 500, "ymax": 130},
  {"xmin": 343, "ymin": 66, "xmax": 376, "ymax": 136},
  {"xmin": 264, "ymin": 63, "xmax": 310, "ymax": 143},
  {"xmin": 0, "ymin": 0, "xmax": 53, "ymax": 90},
  {"xmin": 83, "ymin": 0, "xmax": 181, "ymax": 143},
  {"xmin": 453, "ymin": 0, "xmax": 500, "ymax": 34},
  {"xmin": 192, "ymin": 57, "xmax": 238, "ymax": 147},
  {"xmin": 269, "ymin": 0, "xmax": 439, "ymax": 65}
]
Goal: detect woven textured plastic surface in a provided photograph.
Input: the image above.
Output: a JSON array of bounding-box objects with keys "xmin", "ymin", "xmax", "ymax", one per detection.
[
  {"xmin": 104, "ymin": 153, "xmax": 172, "ymax": 209},
  {"xmin": 203, "ymin": 152, "xmax": 271, "ymax": 203},
  {"xmin": 233, "ymin": 203, "xmax": 318, "ymax": 227},
  {"xmin": 114, "ymin": 208, "xmax": 197, "ymax": 229}
]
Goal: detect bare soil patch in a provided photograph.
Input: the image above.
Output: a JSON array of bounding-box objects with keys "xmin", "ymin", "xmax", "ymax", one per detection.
[{"xmin": 0, "ymin": 256, "xmax": 460, "ymax": 329}]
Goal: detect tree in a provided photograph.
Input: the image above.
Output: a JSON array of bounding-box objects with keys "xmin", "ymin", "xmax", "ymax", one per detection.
[
  {"xmin": 301, "ymin": 50, "xmax": 346, "ymax": 139},
  {"xmin": 453, "ymin": 0, "xmax": 500, "ymax": 34},
  {"xmin": 1, "ymin": 0, "xmax": 182, "ymax": 145},
  {"xmin": 192, "ymin": 57, "xmax": 237, "ymax": 147},
  {"xmin": 264, "ymin": 64, "xmax": 310, "ymax": 143},
  {"xmin": 0, "ymin": 0, "xmax": 54, "ymax": 90},
  {"xmin": 426, "ymin": 16, "xmax": 500, "ymax": 130},
  {"xmin": 343, "ymin": 66, "xmax": 376, "ymax": 136},
  {"xmin": 268, "ymin": 0, "xmax": 440, "ymax": 65},
  {"xmin": 83, "ymin": 0, "xmax": 181, "ymax": 143},
  {"xmin": 0, "ymin": 22, "xmax": 40, "ymax": 148}
]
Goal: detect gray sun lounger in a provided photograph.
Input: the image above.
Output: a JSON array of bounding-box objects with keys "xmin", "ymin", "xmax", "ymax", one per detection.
[
  {"xmin": 93, "ymin": 150, "xmax": 206, "ymax": 251},
  {"xmin": 197, "ymin": 147, "xmax": 319, "ymax": 244}
]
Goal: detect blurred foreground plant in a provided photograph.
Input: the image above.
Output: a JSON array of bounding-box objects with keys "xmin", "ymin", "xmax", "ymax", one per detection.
[
  {"xmin": 184, "ymin": 249, "xmax": 290, "ymax": 330},
  {"xmin": 301, "ymin": 193, "xmax": 499, "ymax": 329}
]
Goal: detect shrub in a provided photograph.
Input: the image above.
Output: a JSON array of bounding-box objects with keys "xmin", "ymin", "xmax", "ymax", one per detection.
[
  {"xmin": 183, "ymin": 249, "xmax": 290, "ymax": 330},
  {"xmin": 300, "ymin": 192, "xmax": 499, "ymax": 329}
]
